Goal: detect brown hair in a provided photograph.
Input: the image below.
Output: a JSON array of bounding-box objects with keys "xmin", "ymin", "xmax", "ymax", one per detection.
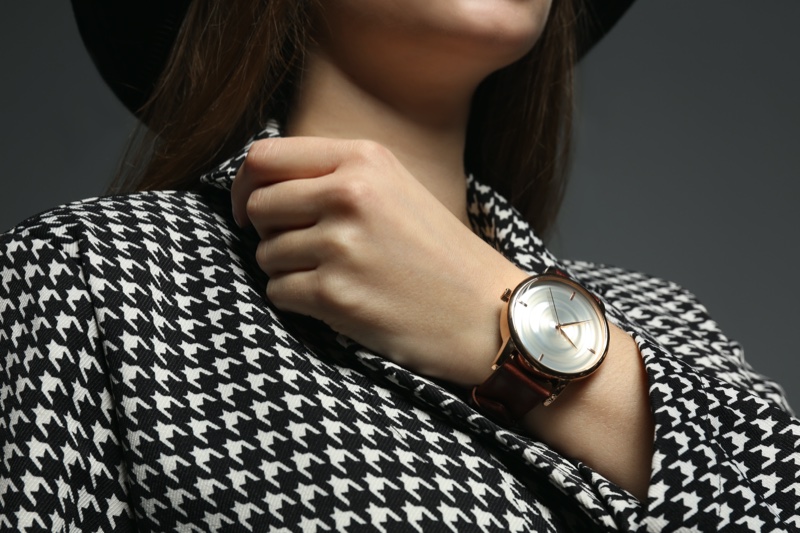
[{"xmin": 114, "ymin": 0, "xmax": 578, "ymax": 237}]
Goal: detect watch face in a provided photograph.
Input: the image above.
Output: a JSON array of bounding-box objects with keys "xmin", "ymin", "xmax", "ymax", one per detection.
[{"xmin": 509, "ymin": 274, "xmax": 609, "ymax": 377}]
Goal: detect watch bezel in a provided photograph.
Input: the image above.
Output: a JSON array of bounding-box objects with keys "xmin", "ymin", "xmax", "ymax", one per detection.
[{"xmin": 507, "ymin": 273, "xmax": 609, "ymax": 381}]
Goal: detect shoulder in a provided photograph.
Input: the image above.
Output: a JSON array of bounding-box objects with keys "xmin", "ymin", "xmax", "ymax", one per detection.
[
  {"xmin": 5, "ymin": 189, "xmax": 225, "ymax": 243},
  {"xmin": 565, "ymin": 259, "xmax": 687, "ymax": 298},
  {"xmin": 1, "ymin": 188, "xmax": 243, "ymax": 313},
  {"xmin": 563, "ymin": 259, "xmax": 710, "ymax": 323},
  {"xmin": 2, "ymin": 189, "xmax": 237, "ymax": 269},
  {"xmin": 565, "ymin": 259, "xmax": 794, "ymax": 414},
  {"xmin": 564, "ymin": 258, "xmax": 728, "ymax": 351}
]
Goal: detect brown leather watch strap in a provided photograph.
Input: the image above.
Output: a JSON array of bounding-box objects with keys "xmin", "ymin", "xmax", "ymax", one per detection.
[{"xmin": 471, "ymin": 353, "xmax": 550, "ymax": 425}]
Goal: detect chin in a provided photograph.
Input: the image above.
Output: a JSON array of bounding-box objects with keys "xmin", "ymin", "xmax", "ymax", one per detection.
[
  {"xmin": 442, "ymin": 0, "xmax": 552, "ymax": 65},
  {"xmin": 312, "ymin": 0, "xmax": 552, "ymax": 89}
]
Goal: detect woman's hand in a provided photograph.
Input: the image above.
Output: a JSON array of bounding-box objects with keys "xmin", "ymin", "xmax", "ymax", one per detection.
[{"xmin": 231, "ymin": 137, "xmax": 528, "ymax": 385}]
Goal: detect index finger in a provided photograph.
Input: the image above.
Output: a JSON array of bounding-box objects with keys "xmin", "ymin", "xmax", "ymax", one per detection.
[{"xmin": 231, "ymin": 137, "xmax": 349, "ymax": 227}]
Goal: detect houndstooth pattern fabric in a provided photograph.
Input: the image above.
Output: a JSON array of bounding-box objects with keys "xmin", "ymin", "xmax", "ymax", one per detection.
[{"xmin": 1, "ymin": 121, "xmax": 798, "ymax": 532}]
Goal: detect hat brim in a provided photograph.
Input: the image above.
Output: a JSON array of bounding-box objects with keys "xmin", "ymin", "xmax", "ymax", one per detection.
[{"xmin": 72, "ymin": 0, "xmax": 636, "ymax": 119}]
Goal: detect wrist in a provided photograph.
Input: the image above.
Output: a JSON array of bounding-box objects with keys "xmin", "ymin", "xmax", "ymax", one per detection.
[
  {"xmin": 521, "ymin": 324, "xmax": 653, "ymax": 500},
  {"xmin": 461, "ymin": 265, "xmax": 653, "ymax": 500},
  {"xmin": 434, "ymin": 261, "xmax": 529, "ymax": 387},
  {"xmin": 471, "ymin": 267, "xmax": 611, "ymax": 422}
]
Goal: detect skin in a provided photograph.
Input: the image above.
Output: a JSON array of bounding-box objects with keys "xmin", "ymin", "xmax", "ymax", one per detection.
[{"xmin": 231, "ymin": 0, "xmax": 654, "ymax": 501}]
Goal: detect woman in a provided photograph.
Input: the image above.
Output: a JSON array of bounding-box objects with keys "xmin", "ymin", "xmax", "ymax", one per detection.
[{"xmin": 1, "ymin": 0, "xmax": 797, "ymax": 531}]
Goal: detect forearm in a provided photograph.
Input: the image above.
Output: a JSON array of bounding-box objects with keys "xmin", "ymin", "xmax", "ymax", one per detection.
[
  {"xmin": 521, "ymin": 323, "xmax": 654, "ymax": 501},
  {"xmin": 451, "ymin": 260, "xmax": 655, "ymax": 500}
]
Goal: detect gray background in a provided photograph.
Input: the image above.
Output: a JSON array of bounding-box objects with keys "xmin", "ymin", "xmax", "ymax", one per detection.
[{"xmin": 2, "ymin": 2, "xmax": 797, "ymax": 409}]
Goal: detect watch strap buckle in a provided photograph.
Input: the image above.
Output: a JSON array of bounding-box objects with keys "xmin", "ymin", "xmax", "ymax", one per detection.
[{"xmin": 471, "ymin": 351, "xmax": 553, "ymax": 424}]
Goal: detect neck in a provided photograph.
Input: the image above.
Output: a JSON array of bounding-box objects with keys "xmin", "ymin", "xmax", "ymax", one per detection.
[{"xmin": 286, "ymin": 48, "xmax": 476, "ymax": 225}]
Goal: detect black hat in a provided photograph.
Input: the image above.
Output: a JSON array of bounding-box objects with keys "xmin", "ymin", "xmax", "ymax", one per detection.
[{"xmin": 71, "ymin": 0, "xmax": 636, "ymax": 118}]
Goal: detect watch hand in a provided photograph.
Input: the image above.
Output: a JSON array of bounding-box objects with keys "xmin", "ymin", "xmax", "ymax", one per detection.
[
  {"xmin": 556, "ymin": 324, "xmax": 579, "ymax": 350},
  {"xmin": 560, "ymin": 319, "xmax": 590, "ymax": 328},
  {"xmin": 548, "ymin": 288, "xmax": 561, "ymax": 325}
]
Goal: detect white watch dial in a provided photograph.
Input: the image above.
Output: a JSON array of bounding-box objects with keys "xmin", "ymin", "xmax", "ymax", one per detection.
[{"xmin": 509, "ymin": 275, "xmax": 608, "ymax": 376}]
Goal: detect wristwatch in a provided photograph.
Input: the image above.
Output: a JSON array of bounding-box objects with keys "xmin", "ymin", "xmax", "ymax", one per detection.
[{"xmin": 471, "ymin": 267, "xmax": 610, "ymax": 424}]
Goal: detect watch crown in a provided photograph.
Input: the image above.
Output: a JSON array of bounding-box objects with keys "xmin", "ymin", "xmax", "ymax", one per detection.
[{"xmin": 501, "ymin": 288, "xmax": 512, "ymax": 302}]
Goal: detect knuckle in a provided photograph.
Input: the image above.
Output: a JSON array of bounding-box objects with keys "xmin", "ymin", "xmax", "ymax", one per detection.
[
  {"xmin": 314, "ymin": 271, "xmax": 347, "ymax": 311},
  {"xmin": 240, "ymin": 144, "xmax": 262, "ymax": 176},
  {"xmin": 265, "ymin": 277, "xmax": 287, "ymax": 309},
  {"xmin": 328, "ymin": 177, "xmax": 373, "ymax": 211},
  {"xmin": 349, "ymin": 139, "xmax": 392, "ymax": 164},
  {"xmin": 245, "ymin": 138, "xmax": 279, "ymax": 166},
  {"xmin": 319, "ymin": 226, "xmax": 356, "ymax": 260},
  {"xmin": 245, "ymin": 187, "xmax": 270, "ymax": 221},
  {"xmin": 255, "ymin": 240, "xmax": 272, "ymax": 274},
  {"xmin": 266, "ymin": 273, "xmax": 299, "ymax": 311},
  {"xmin": 240, "ymin": 139, "xmax": 279, "ymax": 181}
]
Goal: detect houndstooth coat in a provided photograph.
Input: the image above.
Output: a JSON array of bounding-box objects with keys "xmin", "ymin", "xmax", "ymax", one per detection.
[{"xmin": 2, "ymin": 122, "xmax": 798, "ymax": 532}]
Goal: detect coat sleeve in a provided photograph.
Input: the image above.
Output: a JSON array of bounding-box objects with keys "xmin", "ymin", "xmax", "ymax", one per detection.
[
  {"xmin": 571, "ymin": 262, "xmax": 800, "ymax": 532},
  {"xmin": 636, "ymin": 333, "xmax": 799, "ymax": 532},
  {"xmin": 0, "ymin": 226, "xmax": 134, "ymax": 531}
]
